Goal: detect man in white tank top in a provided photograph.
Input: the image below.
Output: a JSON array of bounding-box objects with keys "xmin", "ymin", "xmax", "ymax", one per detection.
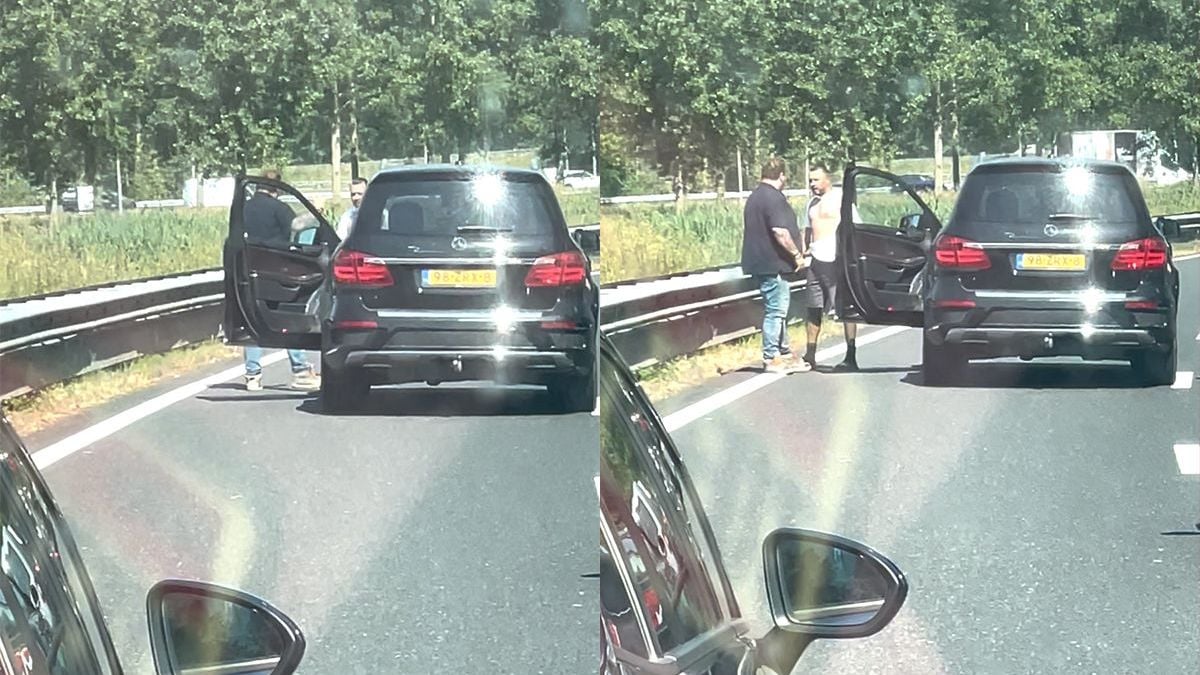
[{"xmin": 801, "ymin": 166, "xmax": 858, "ymax": 371}]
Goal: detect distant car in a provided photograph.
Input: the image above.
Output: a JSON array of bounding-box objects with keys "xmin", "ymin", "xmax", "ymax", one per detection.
[
  {"xmin": 223, "ymin": 166, "xmax": 599, "ymax": 413},
  {"xmin": 560, "ymin": 170, "xmax": 600, "ymax": 190},
  {"xmin": 598, "ymin": 332, "xmax": 908, "ymax": 674},
  {"xmin": 0, "ymin": 410, "xmax": 308, "ymax": 674},
  {"xmin": 891, "ymin": 174, "xmax": 935, "ymax": 193},
  {"xmin": 836, "ymin": 158, "xmax": 1180, "ymax": 385},
  {"xmin": 60, "ymin": 186, "xmax": 136, "ymax": 212}
]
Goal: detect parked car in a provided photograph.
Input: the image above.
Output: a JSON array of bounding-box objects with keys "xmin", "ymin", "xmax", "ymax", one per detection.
[
  {"xmin": 598, "ymin": 332, "xmax": 909, "ymax": 674},
  {"xmin": 0, "ymin": 410, "xmax": 307, "ymax": 674},
  {"xmin": 891, "ymin": 174, "xmax": 935, "ymax": 193},
  {"xmin": 835, "ymin": 158, "xmax": 1180, "ymax": 385},
  {"xmin": 60, "ymin": 186, "xmax": 137, "ymax": 212},
  {"xmin": 222, "ymin": 166, "xmax": 599, "ymax": 413}
]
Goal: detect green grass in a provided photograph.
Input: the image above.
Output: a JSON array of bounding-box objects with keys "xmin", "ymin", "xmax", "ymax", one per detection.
[
  {"xmin": 1, "ymin": 210, "xmax": 228, "ymax": 299},
  {"xmin": 601, "ymin": 183, "xmax": 1200, "ymax": 283},
  {"xmin": 1, "ymin": 184, "xmax": 597, "ymax": 299}
]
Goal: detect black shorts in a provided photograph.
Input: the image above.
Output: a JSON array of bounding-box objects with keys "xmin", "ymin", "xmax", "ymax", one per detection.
[{"xmin": 806, "ymin": 259, "xmax": 838, "ymax": 313}]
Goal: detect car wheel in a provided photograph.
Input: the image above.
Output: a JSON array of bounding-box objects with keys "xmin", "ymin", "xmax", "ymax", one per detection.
[
  {"xmin": 549, "ymin": 368, "xmax": 597, "ymax": 413},
  {"xmin": 922, "ymin": 334, "xmax": 964, "ymax": 386},
  {"xmin": 320, "ymin": 360, "xmax": 370, "ymax": 413},
  {"xmin": 1131, "ymin": 342, "xmax": 1176, "ymax": 386}
]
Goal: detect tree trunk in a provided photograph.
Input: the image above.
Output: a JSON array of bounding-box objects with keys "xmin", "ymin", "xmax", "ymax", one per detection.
[
  {"xmin": 116, "ymin": 156, "xmax": 124, "ymax": 214},
  {"xmin": 331, "ymin": 83, "xmax": 342, "ymax": 202},
  {"xmin": 349, "ymin": 85, "xmax": 361, "ymax": 179},
  {"xmin": 950, "ymin": 82, "xmax": 961, "ymax": 189},
  {"xmin": 49, "ymin": 175, "xmax": 58, "ymax": 220},
  {"xmin": 933, "ymin": 82, "xmax": 944, "ymax": 193},
  {"xmin": 736, "ymin": 146, "xmax": 744, "ymax": 194}
]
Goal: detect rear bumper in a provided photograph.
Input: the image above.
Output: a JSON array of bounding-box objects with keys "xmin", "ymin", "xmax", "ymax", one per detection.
[
  {"xmin": 323, "ymin": 324, "xmax": 594, "ymax": 384},
  {"xmin": 927, "ymin": 306, "xmax": 1174, "ymax": 359}
]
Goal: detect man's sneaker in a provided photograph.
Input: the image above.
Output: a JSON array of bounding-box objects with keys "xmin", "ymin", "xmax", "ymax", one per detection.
[
  {"xmin": 244, "ymin": 374, "xmax": 263, "ymax": 391},
  {"xmin": 763, "ymin": 355, "xmax": 811, "ymax": 374},
  {"xmin": 289, "ymin": 367, "xmax": 321, "ymax": 391}
]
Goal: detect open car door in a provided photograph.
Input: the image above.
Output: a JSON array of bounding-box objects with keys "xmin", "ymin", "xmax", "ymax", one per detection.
[
  {"xmin": 836, "ymin": 166, "xmax": 942, "ymax": 327},
  {"xmin": 222, "ymin": 176, "xmax": 340, "ymax": 351}
]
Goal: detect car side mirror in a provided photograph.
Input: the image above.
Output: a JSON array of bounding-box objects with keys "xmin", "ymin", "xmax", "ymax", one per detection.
[
  {"xmin": 146, "ymin": 579, "xmax": 306, "ymax": 675},
  {"xmin": 572, "ymin": 226, "xmax": 600, "ymax": 257},
  {"xmin": 762, "ymin": 528, "xmax": 907, "ymax": 639},
  {"xmin": 898, "ymin": 213, "xmax": 926, "ymax": 240}
]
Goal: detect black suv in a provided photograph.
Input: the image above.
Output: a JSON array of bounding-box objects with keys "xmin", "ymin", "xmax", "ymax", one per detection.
[
  {"xmin": 222, "ymin": 166, "xmax": 599, "ymax": 412},
  {"xmin": 599, "ymin": 333, "xmax": 908, "ymax": 674},
  {"xmin": 835, "ymin": 159, "xmax": 1180, "ymax": 385}
]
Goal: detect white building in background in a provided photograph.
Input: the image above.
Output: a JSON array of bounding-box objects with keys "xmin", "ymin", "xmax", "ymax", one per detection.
[
  {"xmin": 1055, "ymin": 129, "xmax": 1192, "ymax": 185},
  {"xmin": 182, "ymin": 176, "xmax": 236, "ymax": 207}
]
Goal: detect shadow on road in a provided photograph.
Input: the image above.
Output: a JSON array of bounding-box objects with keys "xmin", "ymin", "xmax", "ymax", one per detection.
[
  {"xmin": 294, "ymin": 384, "xmax": 580, "ymax": 417},
  {"xmin": 899, "ymin": 360, "xmax": 1154, "ymax": 389}
]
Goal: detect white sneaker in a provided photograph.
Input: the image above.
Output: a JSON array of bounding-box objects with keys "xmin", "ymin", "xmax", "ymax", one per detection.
[
  {"xmin": 289, "ymin": 367, "xmax": 321, "ymax": 391},
  {"xmin": 245, "ymin": 374, "xmax": 263, "ymax": 391}
]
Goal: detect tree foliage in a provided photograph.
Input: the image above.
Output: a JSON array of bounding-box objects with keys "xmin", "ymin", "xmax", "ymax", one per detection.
[
  {"xmin": 0, "ymin": 0, "xmax": 598, "ymax": 199},
  {"xmin": 597, "ymin": 0, "xmax": 1200, "ymax": 194}
]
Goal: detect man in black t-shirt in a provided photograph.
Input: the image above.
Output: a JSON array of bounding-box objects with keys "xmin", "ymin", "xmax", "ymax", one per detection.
[{"xmin": 740, "ymin": 158, "xmax": 810, "ymax": 374}]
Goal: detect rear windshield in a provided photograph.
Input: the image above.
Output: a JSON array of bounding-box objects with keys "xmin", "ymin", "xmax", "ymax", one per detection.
[
  {"xmin": 951, "ymin": 168, "xmax": 1149, "ymax": 235},
  {"xmin": 353, "ymin": 175, "xmax": 563, "ymax": 241}
]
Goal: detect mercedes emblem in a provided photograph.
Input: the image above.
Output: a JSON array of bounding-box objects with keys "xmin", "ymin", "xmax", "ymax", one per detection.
[{"xmin": 451, "ymin": 236, "xmax": 468, "ymax": 251}]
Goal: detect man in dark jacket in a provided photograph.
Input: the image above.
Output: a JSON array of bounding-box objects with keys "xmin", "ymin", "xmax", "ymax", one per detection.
[{"xmin": 241, "ymin": 170, "xmax": 320, "ymax": 391}]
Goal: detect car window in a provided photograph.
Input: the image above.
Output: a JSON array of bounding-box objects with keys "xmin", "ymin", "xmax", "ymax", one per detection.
[
  {"xmin": 354, "ymin": 175, "xmax": 562, "ymax": 245},
  {"xmin": 599, "ymin": 354, "xmax": 732, "ymax": 658},
  {"xmin": 951, "ymin": 169, "xmax": 1148, "ymax": 236},
  {"xmin": 599, "ymin": 529, "xmax": 652, "ymax": 658},
  {"xmin": 0, "ymin": 433, "xmax": 116, "ymax": 673}
]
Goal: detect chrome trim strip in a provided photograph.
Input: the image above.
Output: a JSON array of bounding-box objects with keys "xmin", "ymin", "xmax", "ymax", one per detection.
[
  {"xmin": 363, "ymin": 256, "xmax": 535, "ymax": 265},
  {"xmin": 374, "ymin": 309, "xmax": 551, "ymax": 321},
  {"xmin": 972, "ymin": 290, "xmax": 1128, "ymax": 301},
  {"xmin": 974, "ymin": 242, "xmax": 1119, "ymax": 251}
]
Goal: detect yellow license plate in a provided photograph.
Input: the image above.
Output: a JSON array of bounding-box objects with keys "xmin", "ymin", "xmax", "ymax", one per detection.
[
  {"xmin": 1016, "ymin": 253, "xmax": 1086, "ymax": 270},
  {"xmin": 422, "ymin": 268, "xmax": 497, "ymax": 287}
]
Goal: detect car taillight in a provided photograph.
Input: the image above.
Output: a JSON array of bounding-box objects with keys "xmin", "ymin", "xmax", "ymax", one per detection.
[
  {"xmin": 525, "ymin": 251, "xmax": 587, "ymax": 287},
  {"xmin": 934, "ymin": 235, "xmax": 991, "ymax": 270},
  {"xmin": 1111, "ymin": 237, "xmax": 1167, "ymax": 271},
  {"xmin": 333, "ymin": 250, "xmax": 394, "ymax": 287}
]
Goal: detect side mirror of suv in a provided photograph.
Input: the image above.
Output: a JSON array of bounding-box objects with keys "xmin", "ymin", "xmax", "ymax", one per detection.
[
  {"xmin": 898, "ymin": 213, "xmax": 928, "ymax": 241},
  {"xmin": 146, "ymin": 579, "xmax": 306, "ymax": 675},
  {"xmin": 762, "ymin": 528, "xmax": 907, "ymax": 638},
  {"xmin": 571, "ymin": 226, "xmax": 600, "ymax": 258}
]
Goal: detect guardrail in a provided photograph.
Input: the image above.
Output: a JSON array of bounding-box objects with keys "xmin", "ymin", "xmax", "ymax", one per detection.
[
  {"xmin": 1157, "ymin": 212, "xmax": 1200, "ymax": 240},
  {"xmin": 0, "ymin": 224, "xmax": 599, "ymax": 400},
  {"xmin": 1, "ymin": 209, "xmax": 1194, "ymax": 398}
]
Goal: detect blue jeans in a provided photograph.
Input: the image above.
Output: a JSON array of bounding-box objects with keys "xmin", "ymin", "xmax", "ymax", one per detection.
[
  {"xmin": 244, "ymin": 346, "xmax": 309, "ymax": 376},
  {"xmin": 755, "ymin": 274, "xmax": 791, "ymax": 360}
]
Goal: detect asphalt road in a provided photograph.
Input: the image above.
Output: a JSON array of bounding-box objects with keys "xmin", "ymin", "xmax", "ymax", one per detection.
[
  {"xmin": 28, "ymin": 369, "xmax": 598, "ymax": 674},
  {"xmin": 660, "ymin": 255, "xmax": 1200, "ymax": 673}
]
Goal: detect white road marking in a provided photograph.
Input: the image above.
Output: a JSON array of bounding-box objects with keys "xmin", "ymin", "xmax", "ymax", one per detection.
[
  {"xmin": 1172, "ymin": 371, "xmax": 1194, "ymax": 389},
  {"xmin": 1174, "ymin": 443, "xmax": 1200, "ymax": 475},
  {"xmin": 33, "ymin": 352, "xmax": 289, "ymax": 469},
  {"xmin": 663, "ymin": 325, "xmax": 912, "ymax": 432}
]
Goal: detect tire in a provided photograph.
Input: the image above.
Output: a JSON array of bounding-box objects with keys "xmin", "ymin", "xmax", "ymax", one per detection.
[
  {"xmin": 549, "ymin": 368, "xmax": 597, "ymax": 413},
  {"xmin": 1131, "ymin": 342, "xmax": 1176, "ymax": 387},
  {"xmin": 320, "ymin": 360, "xmax": 370, "ymax": 413},
  {"xmin": 922, "ymin": 333, "xmax": 964, "ymax": 386}
]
